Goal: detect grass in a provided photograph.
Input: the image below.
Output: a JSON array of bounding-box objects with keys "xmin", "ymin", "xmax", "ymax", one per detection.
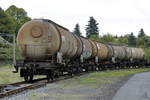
[
  {"xmin": 89, "ymin": 68, "xmax": 150, "ymax": 78},
  {"xmin": 58, "ymin": 68, "xmax": 150, "ymax": 88},
  {"xmin": 0, "ymin": 65, "xmax": 45, "ymax": 84},
  {"xmin": 80, "ymin": 68, "xmax": 150, "ymax": 84},
  {"xmin": 0, "ymin": 65, "xmax": 13, "ymax": 69},
  {"xmin": 0, "ymin": 68, "xmax": 23, "ymax": 84}
]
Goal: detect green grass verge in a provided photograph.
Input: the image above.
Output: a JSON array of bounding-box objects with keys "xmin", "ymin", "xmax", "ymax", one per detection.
[
  {"xmin": 58, "ymin": 68, "xmax": 150, "ymax": 88},
  {"xmin": 0, "ymin": 65, "xmax": 13, "ymax": 69},
  {"xmin": 0, "ymin": 65, "xmax": 45, "ymax": 84},
  {"xmin": 0, "ymin": 70, "xmax": 23, "ymax": 84},
  {"xmin": 89, "ymin": 68, "xmax": 150, "ymax": 78},
  {"xmin": 80, "ymin": 69, "xmax": 150, "ymax": 85}
]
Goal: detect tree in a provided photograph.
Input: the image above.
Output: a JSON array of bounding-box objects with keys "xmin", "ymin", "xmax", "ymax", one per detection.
[
  {"xmin": 89, "ymin": 34, "xmax": 101, "ymax": 42},
  {"xmin": 115, "ymin": 34, "xmax": 118, "ymax": 39},
  {"xmin": 138, "ymin": 28, "xmax": 145, "ymax": 38},
  {"xmin": 5, "ymin": 5, "xmax": 31, "ymax": 34},
  {"xmin": 73, "ymin": 23, "xmax": 81, "ymax": 36},
  {"xmin": 101, "ymin": 34, "xmax": 115, "ymax": 42},
  {"xmin": 0, "ymin": 7, "xmax": 15, "ymax": 34},
  {"xmin": 127, "ymin": 32, "xmax": 136, "ymax": 46},
  {"xmin": 118, "ymin": 36, "xmax": 128, "ymax": 46},
  {"xmin": 85, "ymin": 17, "xmax": 99, "ymax": 38},
  {"xmin": 137, "ymin": 36, "xmax": 150, "ymax": 48}
]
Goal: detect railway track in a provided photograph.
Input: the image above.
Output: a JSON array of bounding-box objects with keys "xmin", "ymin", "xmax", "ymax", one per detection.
[
  {"xmin": 0, "ymin": 72, "xmax": 86, "ymax": 98},
  {"xmin": 0, "ymin": 78, "xmax": 47, "ymax": 98}
]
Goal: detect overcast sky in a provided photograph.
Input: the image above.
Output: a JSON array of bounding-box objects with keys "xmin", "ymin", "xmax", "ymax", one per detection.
[{"xmin": 0, "ymin": 0, "xmax": 150, "ymax": 36}]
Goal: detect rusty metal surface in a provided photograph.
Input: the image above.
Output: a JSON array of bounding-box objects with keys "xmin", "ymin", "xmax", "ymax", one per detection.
[
  {"xmin": 17, "ymin": 19, "xmax": 145, "ymax": 61},
  {"xmin": 57, "ymin": 27, "xmax": 78, "ymax": 58},
  {"xmin": 17, "ymin": 19, "xmax": 79, "ymax": 59},
  {"xmin": 112, "ymin": 46, "xmax": 126, "ymax": 59},
  {"xmin": 140, "ymin": 48, "xmax": 145, "ymax": 59},
  {"xmin": 131, "ymin": 48, "xmax": 145, "ymax": 59},
  {"xmin": 137, "ymin": 48, "xmax": 145, "ymax": 59},
  {"xmin": 73, "ymin": 34, "xmax": 83, "ymax": 57},
  {"xmin": 131, "ymin": 48, "xmax": 136, "ymax": 59},
  {"xmin": 17, "ymin": 20, "xmax": 61, "ymax": 59},
  {"xmin": 89, "ymin": 40, "xmax": 98, "ymax": 58},
  {"xmin": 95, "ymin": 42, "xmax": 109, "ymax": 60},
  {"xmin": 80, "ymin": 37, "xmax": 92, "ymax": 59},
  {"xmin": 124, "ymin": 47, "xmax": 132, "ymax": 59},
  {"xmin": 105, "ymin": 44, "xmax": 114, "ymax": 59}
]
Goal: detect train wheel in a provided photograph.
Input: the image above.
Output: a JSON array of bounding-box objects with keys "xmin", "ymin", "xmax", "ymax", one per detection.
[
  {"xmin": 24, "ymin": 76, "xmax": 28, "ymax": 82},
  {"xmin": 54, "ymin": 71, "xmax": 60, "ymax": 78},
  {"xmin": 29, "ymin": 74, "xmax": 33, "ymax": 81},
  {"xmin": 24, "ymin": 75, "xmax": 33, "ymax": 82},
  {"xmin": 47, "ymin": 72, "xmax": 54, "ymax": 82}
]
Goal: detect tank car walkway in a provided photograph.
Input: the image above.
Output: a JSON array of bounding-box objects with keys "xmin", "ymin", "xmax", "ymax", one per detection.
[{"xmin": 112, "ymin": 71, "xmax": 150, "ymax": 100}]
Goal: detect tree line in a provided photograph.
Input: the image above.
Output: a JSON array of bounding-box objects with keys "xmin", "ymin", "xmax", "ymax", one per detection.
[{"xmin": 73, "ymin": 17, "xmax": 149, "ymax": 48}]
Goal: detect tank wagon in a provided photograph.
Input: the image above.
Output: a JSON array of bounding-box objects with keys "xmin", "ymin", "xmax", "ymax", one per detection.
[{"xmin": 14, "ymin": 19, "xmax": 147, "ymax": 82}]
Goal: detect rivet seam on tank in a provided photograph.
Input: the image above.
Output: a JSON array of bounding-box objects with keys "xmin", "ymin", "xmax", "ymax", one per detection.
[{"xmin": 49, "ymin": 23, "xmax": 57, "ymax": 42}]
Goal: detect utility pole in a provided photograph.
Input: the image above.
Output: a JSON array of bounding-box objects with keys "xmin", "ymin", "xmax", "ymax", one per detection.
[{"xmin": 13, "ymin": 34, "xmax": 16, "ymax": 66}]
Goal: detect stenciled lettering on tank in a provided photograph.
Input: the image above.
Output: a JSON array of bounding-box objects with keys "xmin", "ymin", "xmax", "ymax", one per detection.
[
  {"xmin": 48, "ymin": 31, "xmax": 52, "ymax": 42},
  {"xmin": 47, "ymin": 29, "xmax": 52, "ymax": 49}
]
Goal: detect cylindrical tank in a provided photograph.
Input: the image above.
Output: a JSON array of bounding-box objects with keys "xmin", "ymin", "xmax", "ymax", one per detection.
[
  {"xmin": 131, "ymin": 48, "xmax": 136, "ymax": 59},
  {"xmin": 124, "ymin": 47, "xmax": 132, "ymax": 59},
  {"xmin": 80, "ymin": 37, "xmax": 92, "ymax": 59},
  {"xmin": 112, "ymin": 46, "xmax": 126, "ymax": 60},
  {"xmin": 133, "ymin": 48, "xmax": 145, "ymax": 59},
  {"xmin": 95, "ymin": 42, "xmax": 108, "ymax": 60},
  {"xmin": 17, "ymin": 19, "xmax": 145, "ymax": 61},
  {"xmin": 88, "ymin": 40, "xmax": 98, "ymax": 58},
  {"xmin": 139, "ymin": 48, "xmax": 145, "ymax": 59},
  {"xmin": 130, "ymin": 47, "xmax": 145, "ymax": 59},
  {"xmin": 57, "ymin": 27, "xmax": 78, "ymax": 58},
  {"xmin": 17, "ymin": 19, "xmax": 78, "ymax": 59},
  {"xmin": 73, "ymin": 34, "xmax": 83, "ymax": 57},
  {"xmin": 105, "ymin": 44, "xmax": 114, "ymax": 59},
  {"xmin": 135, "ymin": 48, "xmax": 141, "ymax": 59},
  {"xmin": 17, "ymin": 20, "xmax": 61, "ymax": 59}
]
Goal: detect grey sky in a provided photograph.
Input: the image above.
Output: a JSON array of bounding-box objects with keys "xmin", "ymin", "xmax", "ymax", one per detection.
[{"xmin": 0, "ymin": 0, "xmax": 150, "ymax": 36}]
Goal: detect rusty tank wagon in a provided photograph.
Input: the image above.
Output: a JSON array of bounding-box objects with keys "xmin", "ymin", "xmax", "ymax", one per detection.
[{"xmin": 14, "ymin": 19, "xmax": 147, "ymax": 82}]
